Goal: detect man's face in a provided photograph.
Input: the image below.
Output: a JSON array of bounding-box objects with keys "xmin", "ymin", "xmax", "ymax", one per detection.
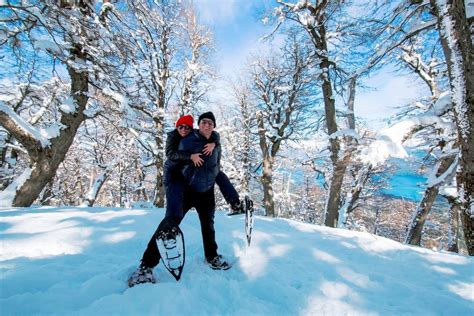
[
  {"xmin": 198, "ymin": 119, "xmax": 214, "ymax": 139},
  {"xmin": 177, "ymin": 125, "xmax": 192, "ymax": 137}
]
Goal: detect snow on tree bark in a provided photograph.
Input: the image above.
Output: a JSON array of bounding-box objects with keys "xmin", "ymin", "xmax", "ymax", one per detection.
[
  {"xmin": 405, "ymin": 154, "xmax": 457, "ymax": 245},
  {"xmin": 432, "ymin": 0, "xmax": 474, "ymax": 255}
]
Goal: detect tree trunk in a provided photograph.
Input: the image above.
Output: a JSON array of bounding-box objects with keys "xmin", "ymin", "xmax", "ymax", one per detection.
[
  {"xmin": 119, "ymin": 161, "xmax": 128, "ymax": 207},
  {"xmin": 374, "ymin": 208, "xmax": 381, "ymax": 235},
  {"xmin": 339, "ymin": 165, "xmax": 372, "ymax": 227},
  {"xmin": 446, "ymin": 195, "xmax": 461, "ymax": 253},
  {"xmin": 136, "ymin": 160, "xmax": 148, "ymax": 201},
  {"xmin": 307, "ymin": 20, "xmax": 343, "ymax": 227},
  {"xmin": 241, "ymin": 130, "xmax": 251, "ymax": 193},
  {"xmin": 0, "ymin": 134, "xmax": 11, "ymax": 167},
  {"xmin": 324, "ymin": 150, "xmax": 351, "ymax": 227},
  {"xmin": 83, "ymin": 167, "xmax": 110, "ymax": 207},
  {"xmin": 152, "ymin": 117, "xmax": 165, "ymax": 207},
  {"xmin": 8, "ymin": 67, "xmax": 87, "ymax": 206},
  {"xmin": 261, "ymin": 161, "xmax": 275, "ymax": 217},
  {"xmin": 346, "ymin": 76, "xmax": 357, "ymax": 130},
  {"xmin": 433, "ymin": 0, "xmax": 474, "ymax": 255},
  {"xmin": 257, "ymin": 112, "xmax": 275, "ymax": 217},
  {"xmin": 405, "ymin": 155, "xmax": 456, "ymax": 245},
  {"xmin": 338, "ymin": 75, "xmax": 365, "ymax": 228}
]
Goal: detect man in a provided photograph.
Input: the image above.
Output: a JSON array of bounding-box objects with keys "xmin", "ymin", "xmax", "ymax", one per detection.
[
  {"xmin": 128, "ymin": 112, "xmax": 233, "ymax": 287},
  {"xmin": 177, "ymin": 112, "xmax": 230, "ymax": 269}
]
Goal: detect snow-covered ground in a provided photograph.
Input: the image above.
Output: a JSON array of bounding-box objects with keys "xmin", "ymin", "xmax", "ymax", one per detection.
[{"xmin": 1, "ymin": 206, "xmax": 473, "ymax": 315}]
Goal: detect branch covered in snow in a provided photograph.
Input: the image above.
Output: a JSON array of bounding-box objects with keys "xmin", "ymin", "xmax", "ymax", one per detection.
[
  {"xmin": 0, "ymin": 102, "xmax": 50, "ymax": 151},
  {"xmin": 361, "ymin": 92, "xmax": 454, "ymax": 165}
]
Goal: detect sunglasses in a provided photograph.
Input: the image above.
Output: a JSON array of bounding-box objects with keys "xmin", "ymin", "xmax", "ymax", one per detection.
[
  {"xmin": 177, "ymin": 125, "xmax": 191, "ymax": 131},
  {"xmin": 199, "ymin": 119, "xmax": 214, "ymax": 127}
]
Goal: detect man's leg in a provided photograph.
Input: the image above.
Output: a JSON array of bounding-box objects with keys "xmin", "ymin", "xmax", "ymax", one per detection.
[{"xmin": 194, "ymin": 188, "xmax": 218, "ymax": 261}]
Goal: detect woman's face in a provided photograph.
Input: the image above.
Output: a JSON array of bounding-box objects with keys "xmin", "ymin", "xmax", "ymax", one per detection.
[{"xmin": 177, "ymin": 125, "xmax": 192, "ymax": 137}]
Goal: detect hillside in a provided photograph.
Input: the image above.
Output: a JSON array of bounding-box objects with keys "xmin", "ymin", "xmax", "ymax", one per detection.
[{"xmin": 1, "ymin": 206, "xmax": 473, "ymax": 315}]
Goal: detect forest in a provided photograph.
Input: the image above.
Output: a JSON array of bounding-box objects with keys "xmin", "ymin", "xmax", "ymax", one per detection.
[{"xmin": 0, "ymin": 0, "xmax": 472, "ymax": 256}]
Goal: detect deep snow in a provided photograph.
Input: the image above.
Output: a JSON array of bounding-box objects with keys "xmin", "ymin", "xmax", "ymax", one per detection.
[{"xmin": 0, "ymin": 206, "xmax": 473, "ymax": 315}]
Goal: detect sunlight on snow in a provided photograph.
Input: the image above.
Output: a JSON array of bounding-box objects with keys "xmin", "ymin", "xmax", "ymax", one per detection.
[
  {"xmin": 321, "ymin": 281, "xmax": 356, "ymax": 299},
  {"xmin": 312, "ymin": 249, "xmax": 341, "ymax": 264},
  {"xmin": 1, "ymin": 227, "xmax": 93, "ymax": 260},
  {"xmin": 340, "ymin": 241, "xmax": 357, "ymax": 249},
  {"xmin": 430, "ymin": 265, "xmax": 457, "ymax": 275},
  {"xmin": 101, "ymin": 231, "xmax": 136, "ymax": 244},
  {"xmin": 3, "ymin": 214, "xmax": 83, "ymax": 234},
  {"xmin": 353, "ymin": 234, "xmax": 407, "ymax": 253},
  {"xmin": 287, "ymin": 220, "xmax": 319, "ymax": 233},
  {"xmin": 422, "ymin": 252, "xmax": 471, "ymax": 265},
  {"xmin": 300, "ymin": 281, "xmax": 377, "ymax": 316},
  {"xmin": 337, "ymin": 267, "xmax": 374, "ymax": 288},
  {"xmin": 267, "ymin": 244, "xmax": 291, "ymax": 257},
  {"xmin": 0, "ymin": 208, "xmax": 147, "ymax": 260},
  {"xmin": 233, "ymin": 231, "xmax": 291, "ymax": 280},
  {"xmin": 0, "ymin": 208, "xmax": 147, "ymax": 234},
  {"xmin": 447, "ymin": 282, "xmax": 474, "ymax": 301},
  {"xmin": 1, "ymin": 206, "xmax": 473, "ymax": 315}
]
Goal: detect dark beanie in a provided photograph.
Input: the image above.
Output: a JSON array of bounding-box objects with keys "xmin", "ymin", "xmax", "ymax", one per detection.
[{"xmin": 198, "ymin": 111, "xmax": 216, "ymax": 127}]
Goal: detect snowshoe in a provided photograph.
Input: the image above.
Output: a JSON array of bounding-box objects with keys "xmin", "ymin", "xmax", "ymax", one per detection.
[
  {"xmin": 128, "ymin": 265, "xmax": 156, "ymax": 287},
  {"xmin": 244, "ymin": 196, "xmax": 254, "ymax": 246},
  {"xmin": 156, "ymin": 225, "xmax": 185, "ymax": 281},
  {"xmin": 207, "ymin": 254, "xmax": 232, "ymax": 270}
]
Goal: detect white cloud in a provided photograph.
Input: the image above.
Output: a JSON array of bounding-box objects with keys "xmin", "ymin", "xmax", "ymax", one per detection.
[{"xmin": 193, "ymin": 0, "xmax": 239, "ymax": 25}]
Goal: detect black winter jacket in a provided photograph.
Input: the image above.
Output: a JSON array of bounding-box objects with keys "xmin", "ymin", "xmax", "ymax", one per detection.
[
  {"xmin": 163, "ymin": 129, "xmax": 219, "ymax": 184},
  {"xmin": 179, "ymin": 129, "xmax": 221, "ymax": 192},
  {"xmin": 163, "ymin": 130, "xmax": 189, "ymax": 182}
]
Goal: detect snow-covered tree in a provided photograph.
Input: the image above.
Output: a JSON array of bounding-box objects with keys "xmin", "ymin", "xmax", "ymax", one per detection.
[
  {"xmin": 429, "ymin": 0, "xmax": 474, "ymax": 255},
  {"xmin": 177, "ymin": 7, "xmax": 214, "ymax": 115},
  {"xmin": 251, "ymin": 33, "xmax": 316, "ymax": 216},
  {"xmin": 0, "ymin": 1, "xmax": 126, "ymax": 206}
]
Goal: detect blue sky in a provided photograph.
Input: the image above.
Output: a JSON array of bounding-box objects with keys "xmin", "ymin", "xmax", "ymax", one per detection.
[
  {"xmin": 194, "ymin": 0, "xmax": 275, "ymax": 75},
  {"xmin": 193, "ymin": 0, "xmax": 429, "ymax": 130}
]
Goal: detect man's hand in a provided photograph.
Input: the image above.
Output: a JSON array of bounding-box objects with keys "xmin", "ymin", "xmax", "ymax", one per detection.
[
  {"xmin": 191, "ymin": 153, "xmax": 204, "ymax": 167},
  {"xmin": 203, "ymin": 143, "xmax": 216, "ymax": 156}
]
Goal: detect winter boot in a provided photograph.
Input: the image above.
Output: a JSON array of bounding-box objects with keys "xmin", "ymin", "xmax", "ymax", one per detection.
[
  {"xmin": 128, "ymin": 264, "xmax": 156, "ymax": 287},
  {"xmin": 227, "ymin": 200, "xmax": 245, "ymax": 216},
  {"xmin": 207, "ymin": 254, "xmax": 231, "ymax": 270}
]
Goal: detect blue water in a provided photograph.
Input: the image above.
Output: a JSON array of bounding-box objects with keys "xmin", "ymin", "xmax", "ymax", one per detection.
[
  {"xmin": 380, "ymin": 149, "xmax": 430, "ymax": 201},
  {"xmin": 285, "ymin": 149, "xmax": 429, "ymax": 202},
  {"xmin": 377, "ymin": 168, "xmax": 426, "ymax": 201}
]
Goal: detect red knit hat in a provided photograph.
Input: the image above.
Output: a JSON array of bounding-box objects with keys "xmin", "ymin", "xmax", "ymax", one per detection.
[{"xmin": 175, "ymin": 115, "xmax": 194, "ymax": 129}]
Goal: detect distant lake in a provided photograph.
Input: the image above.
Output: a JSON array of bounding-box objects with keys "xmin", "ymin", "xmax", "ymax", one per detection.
[
  {"xmin": 379, "ymin": 148, "xmax": 432, "ymax": 201},
  {"xmin": 377, "ymin": 159, "xmax": 426, "ymax": 201},
  {"xmin": 283, "ymin": 148, "xmax": 432, "ymax": 202}
]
